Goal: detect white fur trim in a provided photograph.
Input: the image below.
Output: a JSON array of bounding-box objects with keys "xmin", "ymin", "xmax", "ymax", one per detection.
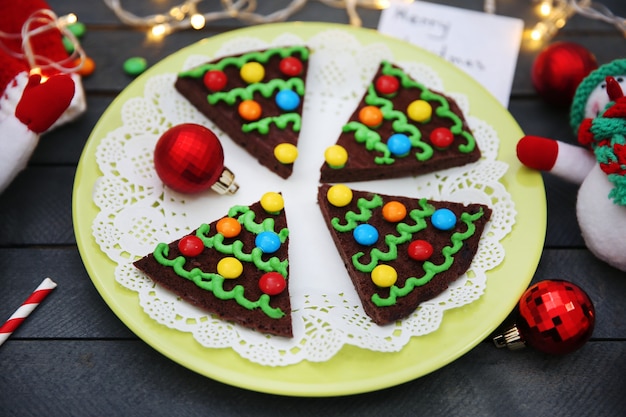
[{"xmin": 0, "ymin": 115, "xmax": 38, "ymax": 193}]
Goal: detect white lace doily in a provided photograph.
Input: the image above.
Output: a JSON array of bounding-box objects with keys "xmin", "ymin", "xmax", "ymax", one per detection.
[{"xmin": 91, "ymin": 29, "xmax": 516, "ymax": 367}]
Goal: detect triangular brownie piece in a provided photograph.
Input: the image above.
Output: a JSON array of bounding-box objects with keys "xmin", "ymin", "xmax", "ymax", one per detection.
[
  {"xmin": 134, "ymin": 193, "xmax": 293, "ymax": 337},
  {"xmin": 317, "ymin": 184, "xmax": 491, "ymax": 325},
  {"xmin": 175, "ymin": 46, "xmax": 309, "ymax": 179},
  {"xmin": 320, "ymin": 60, "xmax": 480, "ymax": 182}
]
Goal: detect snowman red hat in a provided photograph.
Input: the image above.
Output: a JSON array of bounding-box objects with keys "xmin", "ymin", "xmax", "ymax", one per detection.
[
  {"xmin": 517, "ymin": 59, "xmax": 626, "ymax": 272},
  {"xmin": 0, "ymin": 0, "xmax": 86, "ymax": 193}
]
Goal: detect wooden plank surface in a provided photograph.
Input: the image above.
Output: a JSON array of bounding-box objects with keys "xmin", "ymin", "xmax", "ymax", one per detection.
[{"xmin": 1, "ymin": 0, "xmax": 625, "ymax": 415}]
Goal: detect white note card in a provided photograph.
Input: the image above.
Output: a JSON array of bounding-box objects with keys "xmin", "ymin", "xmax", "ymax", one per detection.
[{"xmin": 378, "ymin": 1, "xmax": 523, "ymax": 107}]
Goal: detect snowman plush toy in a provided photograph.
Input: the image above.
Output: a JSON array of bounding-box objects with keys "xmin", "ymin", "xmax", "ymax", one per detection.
[
  {"xmin": 0, "ymin": 0, "xmax": 86, "ymax": 193},
  {"xmin": 517, "ymin": 59, "xmax": 626, "ymax": 272}
]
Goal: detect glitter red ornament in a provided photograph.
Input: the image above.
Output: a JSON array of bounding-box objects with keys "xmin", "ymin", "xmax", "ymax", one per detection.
[
  {"xmin": 493, "ymin": 280, "xmax": 595, "ymax": 355},
  {"xmin": 154, "ymin": 123, "xmax": 239, "ymax": 194},
  {"xmin": 531, "ymin": 42, "xmax": 598, "ymax": 106}
]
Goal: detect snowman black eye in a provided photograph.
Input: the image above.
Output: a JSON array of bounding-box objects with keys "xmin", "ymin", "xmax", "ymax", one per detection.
[
  {"xmin": 601, "ymin": 83, "xmax": 606, "ymax": 89},
  {"xmin": 617, "ymin": 77, "xmax": 624, "ymax": 83}
]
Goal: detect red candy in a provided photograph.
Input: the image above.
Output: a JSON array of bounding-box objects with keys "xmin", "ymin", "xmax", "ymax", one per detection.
[
  {"xmin": 408, "ymin": 240, "xmax": 433, "ymax": 261},
  {"xmin": 430, "ymin": 127, "xmax": 454, "ymax": 148},
  {"xmin": 375, "ymin": 75, "xmax": 400, "ymax": 95},
  {"xmin": 178, "ymin": 235, "xmax": 204, "ymax": 257},
  {"xmin": 259, "ymin": 272, "xmax": 287, "ymax": 295},
  {"xmin": 203, "ymin": 70, "xmax": 228, "ymax": 92},
  {"xmin": 279, "ymin": 57, "xmax": 303, "ymax": 77}
]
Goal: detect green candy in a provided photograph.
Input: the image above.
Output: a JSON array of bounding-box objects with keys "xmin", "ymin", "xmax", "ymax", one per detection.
[
  {"xmin": 67, "ymin": 22, "xmax": 86, "ymax": 38},
  {"xmin": 62, "ymin": 36, "xmax": 74, "ymax": 54},
  {"xmin": 123, "ymin": 57, "xmax": 148, "ymax": 76}
]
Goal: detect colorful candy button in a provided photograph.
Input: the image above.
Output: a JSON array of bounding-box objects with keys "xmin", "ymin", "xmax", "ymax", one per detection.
[
  {"xmin": 430, "ymin": 127, "xmax": 454, "ymax": 148},
  {"xmin": 260, "ymin": 192, "xmax": 284, "ymax": 213},
  {"xmin": 274, "ymin": 143, "xmax": 298, "ymax": 164},
  {"xmin": 62, "ymin": 36, "xmax": 75, "ymax": 54},
  {"xmin": 67, "ymin": 22, "xmax": 86, "ymax": 38},
  {"xmin": 375, "ymin": 75, "xmax": 400, "ymax": 95},
  {"xmin": 327, "ymin": 184, "xmax": 353, "ymax": 207},
  {"xmin": 259, "ymin": 272, "xmax": 287, "ymax": 295},
  {"xmin": 408, "ymin": 240, "xmax": 434, "ymax": 261},
  {"xmin": 407, "ymin": 100, "xmax": 432, "ymax": 123},
  {"xmin": 217, "ymin": 257, "xmax": 243, "ymax": 279},
  {"xmin": 353, "ymin": 224, "xmax": 379, "ymax": 246},
  {"xmin": 123, "ymin": 57, "xmax": 148, "ymax": 76},
  {"xmin": 275, "ymin": 89, "xmax": 300, "ymax": 111},
  {"xmin": 358, "ymin": 106, "xmax": 383, "ymax": 127},
  {"xmin": 387, "ymin": 133, "xmax": 411, "ymax": 156},
  {"xmin": 203, "ymin": 70, "xmax": 228, "ymax": 92},
  {"xmin": 216, "ymin": 217, "xmax": 241, "ymax": 238},
  {"xmin": 371, "ymin": 264, "xmax": 397, "ymax": 287},
  {"xmin": 178, "ymin": 235, "xmax": 204, "ymax": 257},
  {"xmin": 324, "ymin": 145, "xmax": 348, "ymax": 168},
  {"xmin": 240, "ymin": 62, "xmax": 265, "ymax": 83},
  {"xmin": 75, "ymin": 56, "xmax": 95, "ymax": 77},
  {"xmin": 431, "ymin": 208, "xmax": 457, "ymax": 230},
  {"xmin": 279, "ymin": 57, "xmax": 303, "ymax": 77},
  {"xmin": 256, "ymin": 231, "xmax": 281, "ymax": 254},
  {"xmin": 238, "ymin": 100, "xmax": 262, "ymax": 121},
  {"xmin": 382, "ymin": 201, "xmax": 407, "ymax": 222}
]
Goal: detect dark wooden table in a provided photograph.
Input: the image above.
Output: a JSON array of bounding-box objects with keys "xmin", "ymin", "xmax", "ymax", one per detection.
[{"xmin": 2, "ymin": 1, "xmax": 625, "ymax": 415}]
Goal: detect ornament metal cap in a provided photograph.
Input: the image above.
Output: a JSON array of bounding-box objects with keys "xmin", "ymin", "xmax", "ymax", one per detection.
[
  {"xmin": 492, "ymin": 324, "xmax": 526, "ymax": 351},
  {"xmin": 210, "ymin": 166, "xmax": 239, "ymax": 195}
]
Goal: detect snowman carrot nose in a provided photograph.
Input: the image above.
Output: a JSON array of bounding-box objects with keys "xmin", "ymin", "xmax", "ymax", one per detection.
[{"xmin": 606, "ymin": 76, "xmax": 623, "ymax": 101}]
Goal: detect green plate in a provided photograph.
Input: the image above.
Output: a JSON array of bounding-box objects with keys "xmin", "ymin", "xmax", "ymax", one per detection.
[{"xmin": 73, "ymin": 22, "xmax": 545, "ymax": 397}]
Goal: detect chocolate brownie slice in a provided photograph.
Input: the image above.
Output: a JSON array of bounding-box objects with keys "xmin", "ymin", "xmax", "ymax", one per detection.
[
  {"xmin": 320, "ymin": 61, "xmax": 481, "ymax": 182},
  {"xmin": 175, "ymin": 46, "xmax": 309, "ymax": 179},
  {"xmin": 317, "ymin": 184, "xmax": 491, "ymax": 325},
  {"xmin": 134, "ymin": 193, "xmax": 292, "ymax": 337}
]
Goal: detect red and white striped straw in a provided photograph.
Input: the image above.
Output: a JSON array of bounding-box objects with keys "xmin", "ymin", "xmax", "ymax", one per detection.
[{"xmin": 0, "ymin": 277, "xmax": 57, "ymax": 346}]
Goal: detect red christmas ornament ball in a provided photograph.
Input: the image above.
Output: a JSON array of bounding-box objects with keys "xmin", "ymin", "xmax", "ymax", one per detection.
[
  {"xmin": 154, "ymin": 123, "xmax": 225, "ymax": 194},
  {"xmin": 516, "ymin": 280, "xmax": 595, "ymax": 355},
  {"xmin": 531, "ymin": 42, "xmax": 598, "ymax": 106}
]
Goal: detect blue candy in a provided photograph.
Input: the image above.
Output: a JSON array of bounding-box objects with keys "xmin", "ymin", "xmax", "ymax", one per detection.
[
  {"xmin": 255, "ymin": 231, "xmax": 281, "ymax": 253},
  {"xmin": 353, "ymin": 224, "xmax": 379, "ymax": 246},
  {"xmin": 275, "ymin": 90, "xmax": 301, "ymax": 111},
  {"xmin": 387, "ymin": 133, "xmax": 411, "ymax": 156},
  {"xmin": 431, "ymin": 208, "xmax": 457, "ymax": 231}
]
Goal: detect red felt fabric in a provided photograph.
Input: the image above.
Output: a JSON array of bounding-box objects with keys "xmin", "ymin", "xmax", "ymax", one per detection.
[
  {"xmin": 516, "ymin": 135, "xmax": 559, "ymax": 171},
  {"xmin": 15, "ymin": 73, "xmax": 74, "ymax": 133}
]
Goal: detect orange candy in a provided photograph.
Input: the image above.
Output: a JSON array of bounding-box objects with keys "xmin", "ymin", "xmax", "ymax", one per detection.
[
  {"xmin": 382, "ymin": 201, "xmax": 407, "ymax": 222},
  {"xmin": 74, "ymin": 56, "xmax": 95, "ymax": 76},
  {"xmin": 216, "ymin": 217, "xmax": 242, "ymax": 238},
  {"xmin": 358, "ymin": 106, "xmax": 383, "ymax": 127},
  {"xmin": 238, "ymin": 100, "xmax": 262, "ymax": 121}
]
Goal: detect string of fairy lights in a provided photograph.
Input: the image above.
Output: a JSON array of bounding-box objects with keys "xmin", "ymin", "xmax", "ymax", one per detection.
[
  {"xmin": 0, "ymin": 0, "xmax": 624, "ymax": 76},
  {"xmin": 98, "ymin": 0, "xmax": 626, "ymax": 43}
]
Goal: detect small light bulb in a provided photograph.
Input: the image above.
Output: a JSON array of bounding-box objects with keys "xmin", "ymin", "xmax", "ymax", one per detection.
[
  {"xmin": 190, "ymin": 13, "xmax": 205, "ymax": 30},
  {"xmin": 539, "ymin": 1, "xmax": 553, "ymax": 17},
  {"xmin": 150, "ymin": 23, "xmax": 169, "ymax": 40},
  {"xmin": 530, "ymin": 22, "xmax": 548, "ymax": 41}
]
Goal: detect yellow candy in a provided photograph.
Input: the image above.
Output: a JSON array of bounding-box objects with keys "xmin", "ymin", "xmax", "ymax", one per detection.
[
  {"xmin": 407, "ymin": 100, "xmax": 432, "ymax": 123},
  {"xmin": 261, "ymin": 192, "xmax": 284, "ymax": 213},
  {"xmin": 371, "ymin": 264, "xmax": 398, "ymax": 287},
  {"xmin": 240, "ymin": 62, "xmax": 265, "ymax": 83},
  {"xmin": 217, "ymin": 257, "xmax": 243, "ymax": 279},
  {"xmin": 324, "ymin": 145, "xmax": 348, "ymax": 168},
  {"xmin": 327, "ymin": 184, "xmax": 353, "ymax": 207},
  {"xmin": 274, "ymin": 143, "xmax": 298, "ymax": 164}
]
